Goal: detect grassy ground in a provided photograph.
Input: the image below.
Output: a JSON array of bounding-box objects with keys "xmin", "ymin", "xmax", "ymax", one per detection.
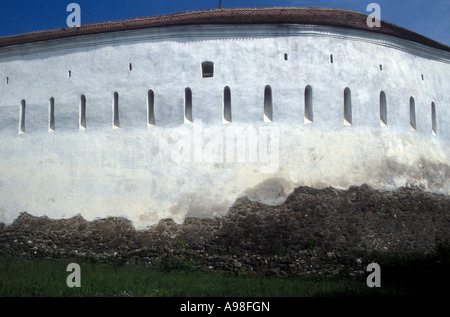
[
  {"xmin": 1, "ymin": 253, "xmax": 447, "ymax": 297},
  {"xmin": 0, "ymin": 254, "xmax": 363, "ymax": 297}
]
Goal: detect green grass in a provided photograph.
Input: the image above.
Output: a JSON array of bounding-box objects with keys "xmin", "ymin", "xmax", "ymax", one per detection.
[{"xmin": 0, "ymin": 253, "xmax": 446, "ymax": 297}]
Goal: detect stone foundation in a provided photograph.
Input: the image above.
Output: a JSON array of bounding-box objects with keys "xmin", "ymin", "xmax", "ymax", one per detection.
[{"xmin": 0, "ymin": 184, "xmax": 449, "ymax": 276}]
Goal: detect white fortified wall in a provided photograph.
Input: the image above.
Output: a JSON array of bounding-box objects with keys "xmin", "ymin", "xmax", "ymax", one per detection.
[{"xmin": 0, "ymin": 24, "xmax": 449, "ymax": 228}]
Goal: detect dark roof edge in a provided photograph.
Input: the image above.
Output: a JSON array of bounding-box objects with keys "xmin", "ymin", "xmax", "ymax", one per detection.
[{"xmin": 0, "ymin": 7, "xmax": 449, "ymax": 52}]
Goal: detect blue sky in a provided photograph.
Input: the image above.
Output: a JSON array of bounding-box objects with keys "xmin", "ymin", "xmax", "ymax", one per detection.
[{"xmin": 0, "ymin": 0, "xmax": 449, "ymax": 45}]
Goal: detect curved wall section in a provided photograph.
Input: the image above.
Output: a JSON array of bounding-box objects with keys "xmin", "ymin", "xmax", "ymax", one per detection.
[{"xmin": 0, "ymin": 23, "xmax": 449, "ymax": 228}]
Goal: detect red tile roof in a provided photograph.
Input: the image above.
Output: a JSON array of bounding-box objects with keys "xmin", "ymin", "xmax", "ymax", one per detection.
[{"xmin": 0, "ymin": 7, "xmax": 448, "ymax": 51}]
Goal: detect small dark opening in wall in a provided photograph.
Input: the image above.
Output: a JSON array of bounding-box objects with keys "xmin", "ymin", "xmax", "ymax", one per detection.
[
  {"xmin": 409, "ymin": 97, "xmax": 416, "ymax": 131},
  {"xmin": 421, "ymin": 74, "xmax": 424, "ymax": 81},
  {"xmin": 330, "ymin": 54, "xmax": 334, "ymax": 63},
  {"xmin": 380, "ymin": 91, "xmax": 387, "ymax": 126},
  {"xmin": 129, "ymin": 63, "xmax": 133, "ymax": 72},
  {"xmin": 284, "ymin": 53, "xmax": 288, "ymax": 61},
  {"xmin": 264, "ymin": 85, "xmax": 273, "ymax": 122},
  {"xmin": 379, "ymin": 64, "xmax": 383, "ymax": 71},
  {"xmin": 68, "ymin": 70, "xmax": 72, "ymax": 78},
  {"xmin": 6, "ymin": 77, "xmax": 9, "ymax": 85},
  {"xmin": 344, "ymin": 87, "xmax": 352, "ymax": 125},
  {"xmin": 80, "ymin": 95, "xmax": 86, "ymax": 129},
  {"xmin": 223, "ymin": 86, "xmax": 232, "ymax": 123},
  {"xmin": 113, "ymin": 92, "xmax": 120, "ymax": 128},
  {"xmin": 148, "ymin": 89, "xmax": 155, "ymax": 126},
  {"xmin": 201, "ymin": 61, "xmax": 214, "ymax": 78},
  {"xmin": 185, "ymin": 88, "xmax": 193, "ymax": 123},
  {"xmin": 49, "ymin": 97, "xmax": 55, "ymax": 131},
  {"xmin": 431, "ymin": 102, "xmax": 437, "ymax": 135},
  {"xmin": 19, "ymin": 99, "xmax": 26, "ymax": 134},
  {"xmin": 304, "ymin": 85, "xmax": 313, "ymax": 123}
]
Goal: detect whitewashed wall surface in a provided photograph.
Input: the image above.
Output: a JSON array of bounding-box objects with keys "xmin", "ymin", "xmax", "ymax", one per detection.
[{"xmin": 0, "ymin": 23, "xmax": 449, "ymax": 228}]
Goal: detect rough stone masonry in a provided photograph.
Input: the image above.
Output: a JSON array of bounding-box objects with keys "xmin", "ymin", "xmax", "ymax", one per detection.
[{"xmin": 0, "ymin": 184, "xmax": 449, "ymax": 276}]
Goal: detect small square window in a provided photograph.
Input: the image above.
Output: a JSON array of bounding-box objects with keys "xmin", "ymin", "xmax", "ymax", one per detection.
[{"xmin": 202, "ymin": 61, "xmax": 214, "ymax": 78}]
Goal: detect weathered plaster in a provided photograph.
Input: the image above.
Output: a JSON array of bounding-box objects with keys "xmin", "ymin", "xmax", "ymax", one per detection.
[{"xmin": 0, "ymin": 24, "xmax": 448, "ymax": 228}]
